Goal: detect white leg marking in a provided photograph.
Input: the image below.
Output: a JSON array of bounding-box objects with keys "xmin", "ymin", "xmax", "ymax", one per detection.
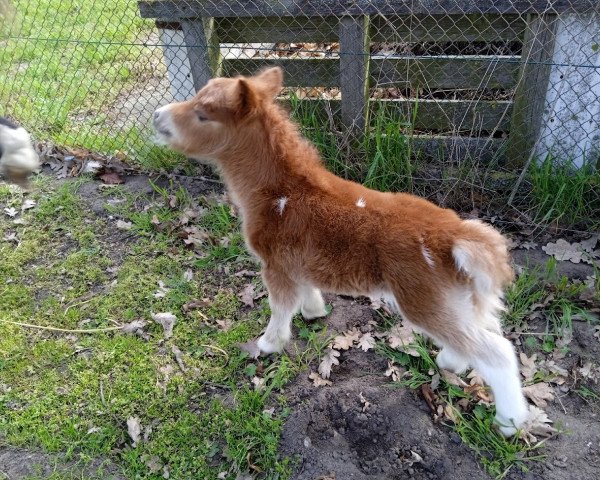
[
  {"xmin": 356, "ymin": 197, "xmax": 366, "ymax": 208},
  {"xmin": 257, "ymin": 296, "xmax": 299, "ymax": 354},
  {"xmin": 300, "ymin": 286, "xmax": 328, "ymax": 319},
  {"xmin": 436, "ymin": 347, "xmax": 470, "ymax": 374},
  {"xmin": 470, "ymin": 332, "xmax": 529, "ymax": 436}
]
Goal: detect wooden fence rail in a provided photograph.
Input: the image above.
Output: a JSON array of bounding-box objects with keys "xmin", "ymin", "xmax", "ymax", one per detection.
[{"xmin": 139, "ymin": 1, "xmax": 600, "ymax": 165}]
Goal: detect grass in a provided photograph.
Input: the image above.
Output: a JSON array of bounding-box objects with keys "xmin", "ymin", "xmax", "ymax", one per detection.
[
  {"xmin": 378, "ymin": 333, "xmax": 544, "ymax": 480},
  {"xmin": 0, "ymin": 0, "xmax": 177, "ymax": 170},
  {"xmin": 528, "ymin": 155, "xmax": 600, "ymax": 229},
  {"xmin": 0, "ymin": 177, "xmax": 304, "ymax": 479},
  {"xmin": 375, "ymin": 261, "xmax": 599, "ymax": 479}
]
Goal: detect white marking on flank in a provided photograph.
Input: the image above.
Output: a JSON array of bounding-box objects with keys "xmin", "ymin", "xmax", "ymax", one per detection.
[
  {"xmin": 276, "ymin": 196, "xmax": 288, "ymax": 216},
  {"xmin": 421, "ymin": 242, "xmax": 435, "ymax": 268},
  {"xmin": 356, "ymin": 197, "xmax": 366, "ymax": 208}
]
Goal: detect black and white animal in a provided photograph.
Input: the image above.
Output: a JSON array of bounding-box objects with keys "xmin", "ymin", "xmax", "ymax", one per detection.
[{"xmin": 0, "ymin": 117, "xmax": 39, "ymax": 187}]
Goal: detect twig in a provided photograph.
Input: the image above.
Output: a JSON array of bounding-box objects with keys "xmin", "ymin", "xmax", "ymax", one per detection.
[
  {"xmin": 200, "ymin": 343, "xmax": 229, "ymax": 360},
  {"xmin": 0, "ymin": 318, "xmax": 122, "ymax": 333}
]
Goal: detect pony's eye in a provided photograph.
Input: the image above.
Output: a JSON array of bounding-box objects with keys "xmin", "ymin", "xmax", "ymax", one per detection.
[{"xmin": 197, "ymin": 112, "xmax": 208, "ymax": 122}]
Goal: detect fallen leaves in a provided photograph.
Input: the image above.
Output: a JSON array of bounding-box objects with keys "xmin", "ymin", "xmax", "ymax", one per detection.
[
  {"xmin": 309, "ymin": 371, "xmax": 332, "ymax": 387},
  {"xmin": 520, "ymin": 353, "xmax": 538, "ymax": 381},
  {"xmin": 3, "ymin": 207, "xmax": 17, "ymax": 217},
  {"xmin": 116, "ymin": 219, "xmax": 133, "ymax": 230},
  {"xmin": 386, "ymin": 322, "xmax": 419, "ymax": 356},
  {"xmin": 318, "ymin": 348, "xmax": 340, "ymax": 379},
  {"xmin": 542, "ymin": 236, "xmax": 599, "ymax": 265},
  {"xmin": 127, "ymin": 416, "xmax": 142, "ymax": 446},
  {"xmin": 520, "ymin": 406, "xmax": 558, "ymax": 443},
  {"xmin": 357, "ymin": 332, "xmax": 376, "ymax": 351},
  {"xmin": 522, "ymin": 382, "xmax": 554, "ymax": 408},
  {"xmin": 151, "ymin": 312, "xmax": 176, "ymax": 339},
  {"xmin": 238, "ymin": 283, "xmax": 256, "ymax": 308},
  {"xmin": 332, "ymin": 328, "xmax": 360, "ymax": 350}
]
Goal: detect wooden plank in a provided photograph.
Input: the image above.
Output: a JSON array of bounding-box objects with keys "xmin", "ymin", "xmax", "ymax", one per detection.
[
  {"xmin": 281, "ymin": 98, "xmax": 513, "ymax": 132},
  {"xmin": 139, "ymin": 1, "xmax": 599, "ymax": 19},
  {"xmin": 339, "ymin": 16, "xmax": 370, "ymax": 132},
  {"xmin": 221, "ymin": 56, "xmax": 519, "ymax": 89},
  {"xmin": 215, "ymin": 14, "xmax": 525, "ymax": 44},
  {"xmin": 371, "ymin": 56, "xmax": 519, "ymax": 90},
  {"xmin": 410, "ymin": 136, "xmax": 507, "ymax": 164},
  {"xmin": 507, "ymin": 14, "xmax": 557, "ymax": 166},
  {"xmin": 216, "ymin": 16, "xmax": 338, "ymax": 43},
  {"xmin": 223, "ymin": 58, "xmax": 340, "ymax": 87},
  {"xmin": 181, "ymin": 19, "xmax": 220, "ymax": 91},
  {"xmin": 370, "ymin": 14, "xmax": 525, "ymax": 42}
]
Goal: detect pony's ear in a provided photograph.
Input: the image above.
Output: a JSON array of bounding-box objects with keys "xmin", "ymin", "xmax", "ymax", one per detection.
[
  {"xmin": 253, "ymin": 67, "xmax": 284, "ymax": 99},
  {"xmin": 234, "ymin": 78, "xmax": 259, "ymax": 119}
]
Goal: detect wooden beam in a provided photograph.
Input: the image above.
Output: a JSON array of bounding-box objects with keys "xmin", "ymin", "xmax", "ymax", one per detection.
[
  {"xmin": 370, "ymin": 14, "xmax": 525, "ymax": 42},
  {"xmin": 221, "ymin": 56, "xmax": 519, "ymax": 90},
  {"xmin": 339, "ymin": 16, "xmax": 370, "ymax": 133},
  {"xmin": 181, "ymin": 18, "xmax": 220, "ymax": 92},
  {"xmin": 282, "ymin": 98, "xmax": 513, "ymax": 133},
  {"xmin": 215, "ymin": 14, "xmax": 525, "ymax": 43},
  {"xmin": 139, "ymin": 1, "xmax": 599, "ymax": 19},
  {"xmin": 507, "ymin": 14, "xmax": 557, "ymax": 166}
]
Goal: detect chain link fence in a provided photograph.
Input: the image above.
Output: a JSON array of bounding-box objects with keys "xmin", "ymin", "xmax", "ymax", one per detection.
[{"xmin": 1, "ymin": 0, "xmax": 599, "ymax": 229}]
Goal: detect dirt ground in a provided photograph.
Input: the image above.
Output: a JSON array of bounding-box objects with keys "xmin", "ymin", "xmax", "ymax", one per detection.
[
  {"xmin": 279, "ymin": 294, "xmax": 600, "ymax": 480},
  {"xmin": 1, "ymin": 172, "xmax": 598, "ymax": 480}
]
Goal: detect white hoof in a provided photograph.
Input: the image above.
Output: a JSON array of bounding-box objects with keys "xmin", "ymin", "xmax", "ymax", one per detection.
[
  {"xmin": 257, "ymin": 334, "xmax": 288, "ymax": 355},
  {"xmin": 495, "ymin": 407, "xmax": 529, "ymax": 437},
  {"xmin": 301, "ymin": 304, "xmax": 328, "ymax": 320}
]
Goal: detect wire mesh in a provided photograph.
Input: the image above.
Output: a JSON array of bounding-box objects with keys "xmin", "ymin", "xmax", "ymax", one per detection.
[{"xmin": 0, "ymin": 0, "xmax": 598, "ymax": 229}]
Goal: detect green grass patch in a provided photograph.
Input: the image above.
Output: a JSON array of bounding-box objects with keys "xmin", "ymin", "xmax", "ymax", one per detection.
[{"xmin": 0, "ymin": 177, "xmax": 298, "ymax": 479}]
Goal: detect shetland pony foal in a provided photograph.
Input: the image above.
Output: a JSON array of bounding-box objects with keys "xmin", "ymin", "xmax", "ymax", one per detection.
[{"xmin": 153, "ymin": 67, "xmax": 529, "ymax": 436}]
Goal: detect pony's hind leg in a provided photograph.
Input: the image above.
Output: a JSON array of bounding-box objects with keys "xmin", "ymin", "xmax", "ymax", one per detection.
[{"xmin": 299, "ymin": 285, "xmax": 328, "ymax": 319}]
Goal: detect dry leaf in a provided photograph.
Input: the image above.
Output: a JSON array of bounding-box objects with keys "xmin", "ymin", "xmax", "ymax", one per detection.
[
  {"xmin": 237, "ymin": 339, "xmax": 261, "ymax": 359},
  {"xmin": 151, "ymin": 312, "xmax": 176, "ymax": 339},
  {"xmin": 153, "ymin": 281, "xmax": 170, "ymax": 299},
  {"xmin": 387, "ymin": 323, "xmax": 419, "ymax": 356},
  {"xmin": 541, "ymin": 238, "xmax": 598, "ymax": 264},
  {"xmin": 21, "ymin": 199, "xmax": 36, "ymax": 210},
  {"xmin": 216, "ymin": 318, "xmax": 233, "ymax": 332},
  {"xmin": 357, "ymin": 332, "xmax": 376, "ymax": 351},
  {"xmin": 238, "ymin": 283, "xmax": 255, "ymax": 308},
  {"xmin": 318, "ymin": 348, "xmax": 340, "ymax": 379},
  {"xmin": 251, "ymin": 376, "xmax": 265, "ymax": 391},
  {"xmin": 523, "ymin": 382, "xmax": 554, "ymax": 407},
  {"xmin": 116, "ymin": 219, "xmax": 132, "ymax": 230},
  {"xmin": 309, "ymin": 371, "xmax": 332, "ymax": 387},
  {"xmin": 520, "ymin": 406, "xmax": 557, "ymax": 443},
  {"xmin": 520, "ymin": 353, "xmax": 538, "ymax": 381},
  {"xmin": 183, "ymin": 269, "xmax": 193, "ymax": 281},
  {"xmin": 121, "ymin": 319, "xmax": 147, "ymax": 334},
  {"xmin": 127, "ymin": 416, "xmax": 142, "ymax": 446},
  {"xmin": 520, "ymin": 241, "xmax": 538, "ymax": 250},
  {"xmin": 99, "ymin": 171, "xmax": 124, "ymax": 184},
  {"xmin": 384, "ymin": 361, "xmax": 404, "ymax": 382},
  {"xmin": 467, "ymin": 369, "xmax": 485, "ymax": 386},
  {"xmin": 332, "ymin": 328, "xmax": 360, "ymax": 350},
  {"xmin": 441, "ymin": 369, "xmax": 468, "ymax": 388},
  {"xmin": 3, "ymin": 207, "xmax": 18, "ymax": 217},
  {"xmin": 359, "ymin": 392, "xmax": 371, "ymax": 412}
]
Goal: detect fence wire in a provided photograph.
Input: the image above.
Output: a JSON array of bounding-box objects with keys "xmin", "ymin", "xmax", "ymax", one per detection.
[{"xmin": 0, "ymin": 0, "xmax": 598, "ymax": 230}]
